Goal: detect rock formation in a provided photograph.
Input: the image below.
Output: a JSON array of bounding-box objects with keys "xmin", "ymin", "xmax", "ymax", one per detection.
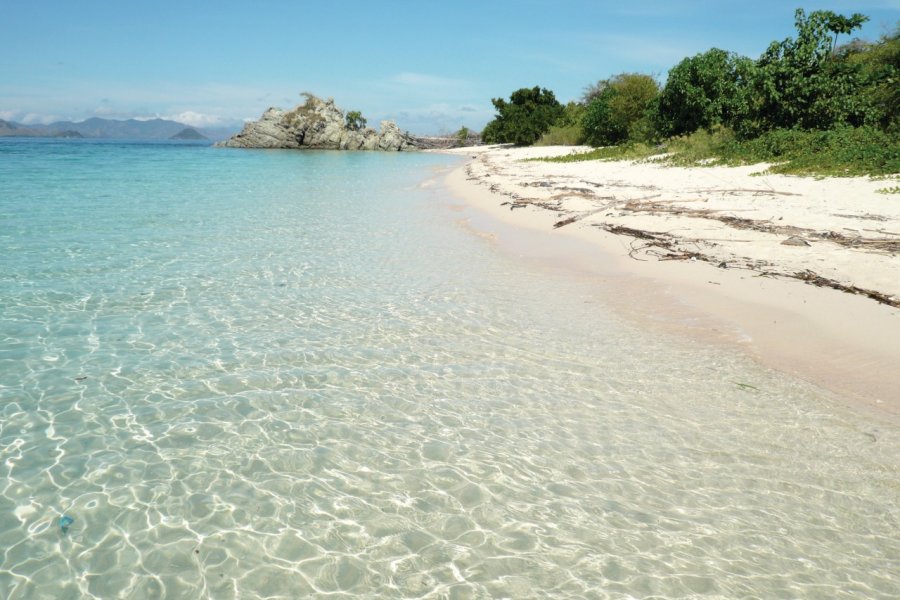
[{"xmin": 218, "ymin": 95, "xmax": 417, "ymax": 151}]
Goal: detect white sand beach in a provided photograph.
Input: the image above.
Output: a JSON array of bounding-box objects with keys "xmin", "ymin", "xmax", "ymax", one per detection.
[{"xmin": 439, "ymin": 145, "xmax": 900, "ymax": 419}]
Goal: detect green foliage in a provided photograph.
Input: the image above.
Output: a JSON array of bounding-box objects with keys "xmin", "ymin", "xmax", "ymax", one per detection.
[
  {"xmin": 533, "ymin": 143, "xmax": 659, "ymax": 163},
  {"xmin": 481, "ymin": 86, "xmax": 564, "ymax": 146},
  {"xmin": 581, "ymin": 73, "xmax": 659, "ymax": 147},
  {"xmin": 664, "ymin": 126, "xmax": 899, "ymax": 176},
  {"xmin": 876, "ymin": 186, "xmax": 900, "ymax": 194},
  {"xmin": 581, "ymin": 87, "xmax": 618, "ymax": 146},
  {"xmin": 456, "ymin": 126, "xmax": 470, "ymax": 143},
  {"xmin": 534, "ymin": 124, "xmax": 584, "ymax": 146},
  {"xmin": 509, "ymin": 9, "xmax": 898, "ymax": 175},
  {"xmin": 532, "ymin": 101, "xmax": 587, "ymax": 145},
  {"xmin": 535, "ymin": 125, "xmax": 899, "ymax": 177},
  {"xmin": 745, "ymin": 9, "xmax": 870, "ymax": 134},
  {"xmin": 654, "ymin": 49, "xmax": 754, "ymax": 137},
  {"xmin": 558, "ymin": 102, "xmax": 586, "ymax": 128},
  {"xmin": 663, "ymin": 126, "xmax": 737, "ymax": 165},
  {"xmin": 717, "ymin": 126, "xmax": 900, "ymax": 176},
  {"xmin": 842, "ymin": 27, "xmax": 900, "ymax": 131},
  {"xmin": 345, "ymin": 110, "xmax": 367, "ymax": 131}
]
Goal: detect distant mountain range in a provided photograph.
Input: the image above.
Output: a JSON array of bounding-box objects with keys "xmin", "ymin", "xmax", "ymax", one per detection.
[{"xmin": 0, "ymin": 117, "xmax": 240, "ymax": 141}]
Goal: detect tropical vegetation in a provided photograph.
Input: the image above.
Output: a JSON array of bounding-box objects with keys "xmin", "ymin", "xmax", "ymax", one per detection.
[
  {"xmin": 481, "ymin": 86, "xmax": 564, "ymax": 146},
  {"xmin": 479, "ymin": 8, "xmax": 899, "ymax": 176}
]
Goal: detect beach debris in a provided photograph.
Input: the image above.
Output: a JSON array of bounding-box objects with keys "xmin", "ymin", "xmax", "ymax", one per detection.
[
  {"xmin": 59, "ymin": 515, "xmax": 74, "ymax": 535},
  {"xmin": 553, "ymin": 216, "xmax": 579, "ymax": 228},
  {"xmin": 832, "ymin": 212, "xmax": 889, "ymax": 222},
  {"xmin": 500, "ymin": 201, "xmax": 531, "ymax": 211},
  {"xmin": 793, "ymin": 270, "xmax": 900, "ymax": 307},
  {"xmin": 782, "ymin": 236, "xmax": 811, "ymax": 246},
  {"xmin": 615, "ymin": 204, "xmax": 900, "ymax": 254},
  {"xmin": 733, "ymin": 382, "xmax": 760, "ymax": 392},
  {"xmin": 595, "ymin": 221, "xmax": 900, "ymax": 307}
]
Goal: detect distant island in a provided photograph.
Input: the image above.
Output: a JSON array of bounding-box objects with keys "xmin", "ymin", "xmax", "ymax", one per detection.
[
  {"xmin": 0, "ymin": 117, "xmax": 236, "ymax": 141},
  {"xmin": 170, "ymin": 127, "xmax": 208, "ymax": 140}
]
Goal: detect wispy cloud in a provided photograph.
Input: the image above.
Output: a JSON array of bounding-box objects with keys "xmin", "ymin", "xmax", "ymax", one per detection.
[
  {"xmin": 0, "ymin": 79, "xmax": 285, "ymax": 127},
  {"xmin": 160, "ymin": 111, "xmax": 232, "ymax": 128},
  {"xmin": 383, "ymin": 102, "xmax": 494, "ymax": 134},
  {"xmin": 22, "ymin": 112, "xmax": 62, "ymax": 125}
]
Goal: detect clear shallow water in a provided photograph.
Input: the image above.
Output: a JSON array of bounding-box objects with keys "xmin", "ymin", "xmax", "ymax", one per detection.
[{"xmin": 0, "ymin": 138, "xmax": 897, "ymax": 599}]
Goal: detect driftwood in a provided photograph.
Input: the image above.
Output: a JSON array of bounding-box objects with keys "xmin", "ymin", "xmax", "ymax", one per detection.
[
  {"xmin": 595, "ymin": 223, "xmax": 900, "ymax": 308},
  {"xmin": 621, "ymin": 203, "xmax": 900, "ymax": 255},
  {"xmin": 465, "ymin": 162, "xmax": 899, "ymax": 307},
  {"xmin": 793, "ymin": 270, "xmax": 900, "ymax": 307}
]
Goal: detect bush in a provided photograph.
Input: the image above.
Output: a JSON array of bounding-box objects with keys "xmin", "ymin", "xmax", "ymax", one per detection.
[
  {"xmin": 842, "ymin": 27, "xmax": 900, "ymax": 131},
  {"xmin": 481, "ymin": 86, "xmax": 564, "ymax": 146},
  {"xmin": 720, "ymin": 126, "xmax": 900, "ymax": 175},
  {"xmin": 745, "ymin": 9, "xmax": 869, "ymax": 134},
  {"xmin": 345, "ymin": 110, "xmax": 367, "ymax": 131},
  {"xmin": 582, "ymin": 73, "xmax": 659, "ymax": 146},
  {"xmin": 534, "ymin": 125, "xmax": 584, "ymax": 146},
  {"xmin": 531, "ymin": 143, "xmax": 659, "ymax": 163},
  {"xmin": 665, "ymin": 126, "xmax": 737, "ymax": 164},
  {"xmin": 536, "ymin": 125, "xmax": 898, "ymax": 176},
  {"xmin": 533, "ymin": 101, "xmax": 587, "ymax": 145},
  {"xmin": 663, "ymin": 126, "xmax": 898, "ymax": 176},
  {"xmin": 654, "ymin": 49, "xmax": 754, "ymax": 137}
]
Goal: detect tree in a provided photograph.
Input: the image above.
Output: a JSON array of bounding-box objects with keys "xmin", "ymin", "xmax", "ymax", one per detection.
[
  {"xmin": 581, "ymin": 73, "xmax": 659, "ymax": 146},
  {"xmin": 481, "ymin": 86, "xmax": 564, "ymax": 146},
  {"xmin": 345, "ymin": 110, "xmax": 367, "ymax": 131},
  {"xmin": 746, "ymin": 8, "xmax": 870, "ymax": 133},
  {"xmin": 654, "ymin": 49, "xmax": 754, "ymax": 137},
  {"xmin": 841, "ymin": 27, "xmax": 900, "ymax": 131}
]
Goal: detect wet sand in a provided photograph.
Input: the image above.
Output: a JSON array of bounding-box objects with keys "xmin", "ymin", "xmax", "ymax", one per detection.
[{"xmin": 438, "ymin": 145, "xmax": 900, "ymax": 421}]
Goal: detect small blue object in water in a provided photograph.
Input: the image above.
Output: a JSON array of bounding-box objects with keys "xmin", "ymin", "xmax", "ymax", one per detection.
[{"xmin": 59, "ymin": 516, "xmax": 74, "ymax": 534}]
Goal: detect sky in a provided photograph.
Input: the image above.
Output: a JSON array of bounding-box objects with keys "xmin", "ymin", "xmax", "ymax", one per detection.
[{"xmin": 2, "ymin": 1, "xmax": 898, "ymax": 134}]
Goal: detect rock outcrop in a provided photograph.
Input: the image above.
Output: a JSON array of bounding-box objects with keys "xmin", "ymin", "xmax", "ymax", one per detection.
[{"xmin": 218, "ymin": 95, "xmax": 417, "ymax": 151}]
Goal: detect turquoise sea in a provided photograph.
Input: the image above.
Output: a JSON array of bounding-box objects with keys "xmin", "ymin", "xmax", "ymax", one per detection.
[{"xmin": 0, "ymin": 139, "xmax": 897, "ymax": 599}]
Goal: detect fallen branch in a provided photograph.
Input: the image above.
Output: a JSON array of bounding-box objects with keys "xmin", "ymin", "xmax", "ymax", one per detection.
[{"xmin": 595, "ymin": 222, "xmax": 900, "ymax": 308}]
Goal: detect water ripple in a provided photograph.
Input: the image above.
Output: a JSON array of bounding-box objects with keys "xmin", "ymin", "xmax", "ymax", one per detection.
[{"xmin": 0, "ymin": 141, "xmax": 897, "ymax": 598}]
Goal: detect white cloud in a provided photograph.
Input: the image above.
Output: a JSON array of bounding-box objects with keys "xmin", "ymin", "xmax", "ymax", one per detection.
[
  {"xmin": 384, "ymin": 102, "xmax": 494, "ymax": 134},
  {"xmin": 92, "ymin": 104, "xmax": 119, "ymax": 117},
  {"xmin": 161, "ymin": 111, "xmax": 229, "ymax": 128},
  {"xmin": 21, "ymin": 113, "xmax": 59, "ymax": 125}
]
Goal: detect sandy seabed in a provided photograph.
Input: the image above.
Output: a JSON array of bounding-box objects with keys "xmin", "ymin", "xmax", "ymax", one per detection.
[{"xmin": 435, "ymin": 145, "xmax": 900, "ymax": 421}]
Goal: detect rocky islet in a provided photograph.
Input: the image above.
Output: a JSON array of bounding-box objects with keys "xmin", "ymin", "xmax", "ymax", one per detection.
[{"xmin": 218, "ymin": 95, "xmax": 417, "ymax": 151}]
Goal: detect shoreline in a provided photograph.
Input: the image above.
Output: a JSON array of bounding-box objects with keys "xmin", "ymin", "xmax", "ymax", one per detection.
[{"xmin": 434, "ymin": 145, "xmax": 900, "ymax": 422}]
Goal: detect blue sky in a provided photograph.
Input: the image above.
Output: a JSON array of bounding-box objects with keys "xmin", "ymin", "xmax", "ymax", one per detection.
[{"xmin": 2, "ymin": 1, "xmax": 897, "ymax": 133}]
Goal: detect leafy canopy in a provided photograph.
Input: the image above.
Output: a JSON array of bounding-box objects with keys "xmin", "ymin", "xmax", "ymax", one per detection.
[
  {"xmin": 482, "ymin": 86, "xmax": 564, "ymax": 146},
  {"xmin": 581, "ymin": 73, "xmax": 659, "ymax": 146},
  {"xmin": 654, "ymin": 49, "xmax": 753, "ymax": 137},
  {"xmin": 345, "ymin": 110, "xmax": 367, "ymax": 131},
  {"xmin": 746, "ymin": 8, "xmax": 870, "ymax": 133}
]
